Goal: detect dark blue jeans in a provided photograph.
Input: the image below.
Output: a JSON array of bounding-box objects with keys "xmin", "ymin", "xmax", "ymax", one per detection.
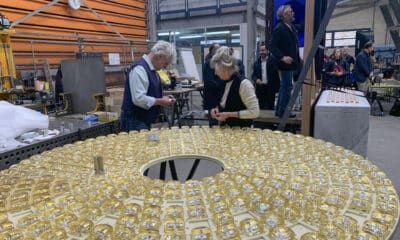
[
  {"xmin": 120, "ymin": 114, "xmax": 149, "ymax": 132},
  {"xmin": 275, "ymin": 70, "xmax": 293, "ymax": 117}
]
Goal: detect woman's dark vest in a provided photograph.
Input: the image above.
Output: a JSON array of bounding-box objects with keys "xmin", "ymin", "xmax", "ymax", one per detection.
[
  {"xmin": 219, "ymin": 73, "xmax": 253, "ymax": 127},
  {"xmin": 121, "ymin": 57, "xmax": 162, "ymax": 125}
]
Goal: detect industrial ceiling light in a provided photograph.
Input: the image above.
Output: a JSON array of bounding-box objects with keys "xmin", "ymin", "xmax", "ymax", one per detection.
[
  {"xmin": 0, "ymin": 13, "xmax": 11, "ymax": 30},
  {"xmin": 204, "ymin": 31, "xmax": 230, "ymax": 36},
  {"xmin": 68, "ymin": 0, "xmax": 82, "ymax": 10},
  {"xmin": 158, "ymin": 32, "xmax": 180, "ymax": 36},
  {"xmin": 179, "ymin": 35, "xmax": 203, "ymax": 39}
]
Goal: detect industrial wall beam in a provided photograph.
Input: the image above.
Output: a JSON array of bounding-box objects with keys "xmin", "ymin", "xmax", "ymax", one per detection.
[
  {"xmin": 380, "ymin": 4, "xmax": 400, "ymax": 51},
  {"xmin": 10, "ymin": 0, "xmax": 61, "ymax": 28},
  {"xmin": 389, "ymin": 0, "xmax": 400, "ymax": 24}
]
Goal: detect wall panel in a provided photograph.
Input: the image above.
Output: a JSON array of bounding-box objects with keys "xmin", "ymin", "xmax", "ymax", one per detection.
[{"xmin": 0, "ymin": 0, "xmax": 148, "ymax": 66}]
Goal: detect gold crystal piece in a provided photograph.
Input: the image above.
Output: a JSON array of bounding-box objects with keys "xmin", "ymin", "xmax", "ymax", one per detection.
[
  {"xmin": 240, "ymin": 218, "xmax": 262, "ymax": 236},
  {"xmin": 191, "ymin": 226, "xmax": 212, "ymax": 240}
]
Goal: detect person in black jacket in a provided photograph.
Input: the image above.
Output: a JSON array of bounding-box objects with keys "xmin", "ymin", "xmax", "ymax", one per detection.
[
  {"xmin": 230, "ymin": 47, "xmax": 245, "ymax": 77},
  {"xmin": 202, "ymin": 43, "xmax": 225, "ymax": 126},
  {"xmin": 354, "ymin": 41, "xmax": 374, "ymax": 92},
  {"xmin": 342, "ymin": 46, "xmax": 355, "ymax": 69},
  {"xmin": 270, "ymin": 4, "xmax": 300, "ymax": 118},
  {"xmin": 251, "ymin": 44, "xmax": 280, "ymax": 110}
]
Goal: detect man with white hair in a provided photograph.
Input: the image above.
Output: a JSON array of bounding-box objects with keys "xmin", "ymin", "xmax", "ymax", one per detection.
[
  {"xmin": 270, "ymin": 4, "xmax": 300, "ymax": 118},
  {"xmin": 120, "ymin": 40, "xmax": 177, "ymax": 131}
]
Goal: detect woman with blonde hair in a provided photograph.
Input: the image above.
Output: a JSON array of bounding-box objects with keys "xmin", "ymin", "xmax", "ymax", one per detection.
[
  {"xmin": 210, "ymin": 46, "xmax": 259, "ymax": 127},
  {"xmin": 324, "ymin": 47, "xmax": 349, "ymax": 88}
]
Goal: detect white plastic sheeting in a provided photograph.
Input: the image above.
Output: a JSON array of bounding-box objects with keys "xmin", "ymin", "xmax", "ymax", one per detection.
[{"xmin": 0, "ymin": 101, "xmax": 49, "ymax": 152}]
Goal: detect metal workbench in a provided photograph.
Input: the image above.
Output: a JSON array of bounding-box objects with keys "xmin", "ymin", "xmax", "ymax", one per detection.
[{"xmin": 0, "ymin": 118, "xmax": 120, "ymax": 170}]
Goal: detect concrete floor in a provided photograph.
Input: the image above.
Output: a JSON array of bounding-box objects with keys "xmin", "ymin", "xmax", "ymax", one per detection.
[{"xmin": 367, "ymin": 114, "xmax": 400, "ymax": 239}]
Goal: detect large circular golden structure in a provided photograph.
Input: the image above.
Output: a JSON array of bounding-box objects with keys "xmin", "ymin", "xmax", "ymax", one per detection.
[{"xmin": 0, "ymin": 126, "xmax": 398, "ymax": 239}]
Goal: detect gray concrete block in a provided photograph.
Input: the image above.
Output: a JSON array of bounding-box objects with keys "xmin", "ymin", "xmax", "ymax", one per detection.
[{"xmin": 314, "ymin": 90, "xmax": 370, "ymax": 157}]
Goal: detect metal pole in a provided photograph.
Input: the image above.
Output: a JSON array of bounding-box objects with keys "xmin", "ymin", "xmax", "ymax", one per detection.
[
  {"xmin": 6, "ymin": 46, "xmax": 15, "ymax": 88},
  {"xmin": 10, "ymin": 0, "xmax": 61, "ymax": 28},
  {"xmin": 30, "ymin": 40, "xmax": 37, "ymax": 78},
  {"xmin": 278, "ymin": 0, "xmax": 339, "ymax": 131},
  {"xmin": 15, "ymin": 31, "xmax": 147, "ymax": 43},
  {"xmin": 130, "ymin": 41, "xmax": 135, "ymax": 62},
  {"xmin": 246, "ymin": 0, "xmax": 257, "ymax": 79}
]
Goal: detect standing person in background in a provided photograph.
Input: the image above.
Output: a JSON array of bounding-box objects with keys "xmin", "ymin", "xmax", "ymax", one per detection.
[
  {"xmin": 342, "ymin": 46, "xmax": 355, "ymax": 70},
  {"xmin": 270, "ymin": 4, "xmax": 300, "ymax": 118},
  {"xmin": 230, "ymin": 47, "xmax": 245, "ymax": 77},
  {"xmin": 120, "ymin": 40, "xmax": 176, "ymax": 131},
  {"xmin": 252, "ymin": 44, "xmax": 279, "ymax": 110},
  {"xmin": 325, "ymin": 48, "xmax": 349, "ymax": 88},
  {"xmin": 210, "ymin": 46, "xmax": 260, "ymax": 127},
  {"xmin": 203, "ymin": 43, "xmax": 225, "ymax": 126},
  {"xmin": 354, "ymin": 41, "xmax": 374, "ymax": 92}
]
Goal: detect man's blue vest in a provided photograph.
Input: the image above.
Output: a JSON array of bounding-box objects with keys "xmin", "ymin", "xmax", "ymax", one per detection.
[{"xmin": 121, "ymin": 57, "xmax": 162, "ymax": 125}]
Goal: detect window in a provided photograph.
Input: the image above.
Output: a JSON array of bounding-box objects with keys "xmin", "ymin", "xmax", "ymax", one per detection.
[{"xmin": 325, "ymin": 30, "xmax": 357, "ymax": 48}]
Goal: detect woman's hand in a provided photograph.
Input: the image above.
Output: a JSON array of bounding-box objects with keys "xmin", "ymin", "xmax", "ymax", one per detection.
[
  {"xmin": 210, "ymin": 108, "xmax": 219, "ymax": 119},
  {"xmin": 215, "ymin": 112, "xmax": 229, "ymax": 121}
]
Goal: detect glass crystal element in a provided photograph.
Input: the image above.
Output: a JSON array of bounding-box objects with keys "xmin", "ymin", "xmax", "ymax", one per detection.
[
  {"xmin": 69, "ymin": 218, "xmax": 94, "ymax": 237},
  {"xmin": 191, "ymin": 227, "xmax": 212, "ymax": 240},
  {"xmin": 300, "ymin": 232, "xmax": 319, "ymax": 240},
  {"xmin": 88, "ymin": 224, "xmax": 113, "ymax": 240},
  {"xmin": 112, "ymin": 226, "xmax": 133, "ymax": 240},
  {"xmin": 165, "ymin": 205, "xmax": 184, "ymax": 218},
  {"xmin": 213, "ymin": 212, "xmax": 234, "ymax": 226},
  {"xmin": 0, "ymin": 127, "xmax": 398, "ymax": 240},
  {"xmin": 318, "ymin": 223, "xmax": 345, "ymax": 239},
  {"xmin": 362, "ymin": 220, "xmax": 388, "ymax": 239},
  {"xmin": 164, "ymin": 230, "xmax": 185, "ymax": 240},
  {"xmin": 117, "ymin": 215, "xmax": 137, "ymax": 229},
  {"xmin": 351, "ymin": 230, "xmax": 379, "ymax": 240},
  {"xmin": 333, "ymin": 215, "xmax": 358, "ymax": 234},
  {"xmin": 18, "ymin": 213, "xmax": 40, "ymax": 228},
  {"xmin": 25, "ymin": 220, "xmax": 52, "ymax": 238},
  {"xmin": 137, "ymin": 229, "xmax": 160, "ymax": 239},
  {"xmin": 38, "ymin": 228, "xmax": 68, "ymax": 240},
  {"xmin": 269, "ymin": 226, "xmax": 295, "ymax": 240},
  {"xmin": 141, "ymin": 217, "xmax": 160, "ymax": 231},
  {"xmin": 164, "ymin": 218, "xmax": 185, "ymax": 230},
  {"xmin": 188, "ymin": 205, "xmax": 207, "ymax": 219},
  {"xmin": 120, "ymin": 202, "xmax": 140, "ymax": 216},
  {"xmin": 371, "ymin": 210, "xmax": 395, "ymax": 225},
  {"xmin": 240, "ymin": 218, "xmax": 262, "ymax": 236},
  {"xmin": 264, "ymin": 213, "xmax": 283, "ymax": 228},
  {"xmin": 0, "ymin": 229, "xmax": 25, "ymax": 240},
  {"xmin": 217, "ymin": 224, "xmax": 239, "ymax": 239}
]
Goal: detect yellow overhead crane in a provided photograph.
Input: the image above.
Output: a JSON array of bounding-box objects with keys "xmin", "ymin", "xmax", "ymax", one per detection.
[{"xmin": 0, "ymin": 14, "xmax": 16, "ymax": 90}]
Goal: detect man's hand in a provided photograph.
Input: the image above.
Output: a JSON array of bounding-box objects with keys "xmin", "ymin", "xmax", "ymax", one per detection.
[
  {"xmin": 156, "ymin": 95, "xmax": 176, "ymax": 107},
  {"xmin": 256, "ymin": 79, "xmax": 263, "ymax": 85},
  {"xmin": 281, "ymin": 56, "xmax": 293, "ymax": 64}
]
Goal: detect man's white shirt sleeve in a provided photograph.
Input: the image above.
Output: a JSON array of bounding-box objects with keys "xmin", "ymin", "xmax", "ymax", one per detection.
[{"xmin": 129, "ymin": 66, "xmax": 156, "ymax": 110}]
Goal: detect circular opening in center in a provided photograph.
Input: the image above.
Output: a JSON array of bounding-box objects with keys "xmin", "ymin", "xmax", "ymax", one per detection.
[{"xmin": 142, "ymin": 156, "xmax": 224, "ymax": 182}]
